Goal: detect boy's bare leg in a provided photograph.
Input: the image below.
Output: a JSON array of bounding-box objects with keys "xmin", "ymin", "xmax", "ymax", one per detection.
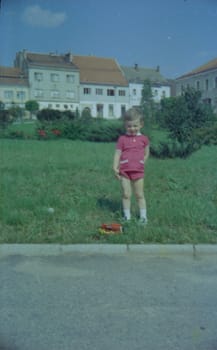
[
  {"xmin": 133, "ymin": 178, "xmax": 147, "ymax": 221},
  {"xmin": 120, "ymin": 176, "xmax": 132, "ymax": 219}
]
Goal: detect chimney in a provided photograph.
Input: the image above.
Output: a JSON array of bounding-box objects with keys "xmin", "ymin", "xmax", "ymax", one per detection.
[
  {"xmin": 22, "ymin": 49, "xmax": 27, "ymax": 60},
  {"xmin": 66, "ymin": 52, "xmax": 73, "ymax": 63},
  {"xmin": 156, "ymin": 65, "xmax": 160, "ymax": 72},
  {"xmin": 134, "ymin": 63, "xmax": 138, "ymax": 70}
]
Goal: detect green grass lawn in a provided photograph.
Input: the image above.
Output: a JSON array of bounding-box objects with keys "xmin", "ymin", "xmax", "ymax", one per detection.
[{"xmin": 0, "ymin": 138, "xmax": 217, "ymax": 244}]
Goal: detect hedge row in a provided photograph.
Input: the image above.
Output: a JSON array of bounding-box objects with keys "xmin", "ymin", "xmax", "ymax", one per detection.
[
  {"xmin": 36, "ymin": 117, "xmax": 124, "ymax": 142},
  {"xmin": 1, "ymin": 107, "xmax": 217, "ymax": 159}
]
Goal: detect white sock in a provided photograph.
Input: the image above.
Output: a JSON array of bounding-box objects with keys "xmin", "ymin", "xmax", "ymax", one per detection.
[
  {"xmin": 140, "ymin": 209, "xmax": 147, "ymax": 220},
  {"xmin": 123, "ymin": 209, "xmax": 131, "ymax": 220}
]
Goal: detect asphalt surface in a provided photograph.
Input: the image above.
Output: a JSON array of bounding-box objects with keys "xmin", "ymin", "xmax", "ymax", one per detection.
[{"xmin": 1, "ymin": 245, "xmax": 217, "ymax": 350}]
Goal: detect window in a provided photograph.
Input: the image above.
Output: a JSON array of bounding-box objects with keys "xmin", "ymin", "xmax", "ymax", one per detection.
[
  {"xmin": 97, "ymin": 104, "xmax": 103, "ymax": 118},
  {"xmin": 50, "ymin": 90, "xmax": 60, "ymax": 98},
  {"xmin": 196, "ymin": 81, "xmax": 200, "ymax": 90},
  {"xmin": 34, "ymin": 89, "xmax": 43, "ymax": 97},
  {"xmin": 132, "ymin": 89, "xmax": 137, "ymax": 96},
  {"xmin": 109, "ymin": 104, "xmax": 114, "ymax": 117},
  {"xmin": 154, "ymin": 89, "xmax": 158, "ymax": 96},
  {"xmin": 96, "ymin": 88, "xmax": 103, "ymax": 95},
  {"xmin": 4, "ymin": 91, "xmax": 13, "ymax": 99},
  {"xmin": 66, "ymin": 74, "xmax": 75, "ymax": 83},
  {"xmin": 205, "ymin": 79, "xmax": 209, "ymax": 90},
  {"xmin": 107, "ymin": 89, "xmax": 115, "ymax": 96},
  {"xmin": 161, "ymin": 91, "xmax": 166, "ymax": 98},
  {"xmin": 84, "ymin": 88, "xmax": 91, "ymax": 95},
  {"xmin": 118, "ymin": 90, "xmax": 126, "ymax": 96},
  {"xmin": 17, "ymin": 91, "xmax": 26, "ymax": 100},
  {"xmin": 34, "ymin": 72, "xmax": 43, "ymax": 81},
  {"xmin": 66, "ymin": 90, "xmax": 75, "ymax": 98},
  {"xmin": 121, "ymin": 105, "xmax": 126, "ymax": 116},
  {"xmin": 51, "ymin": 73, "xmax": 59, "ymax": 82}
]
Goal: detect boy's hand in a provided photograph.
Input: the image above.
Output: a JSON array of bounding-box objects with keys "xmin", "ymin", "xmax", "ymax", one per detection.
[{"xmin": 113, "ymin": 168, "xmax": 121, "ymax": 180}]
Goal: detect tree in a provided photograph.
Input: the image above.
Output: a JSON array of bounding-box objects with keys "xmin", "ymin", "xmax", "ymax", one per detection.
[
  {"xmin": 37, "ymin": 108, "xmax": 62, "ymax": 121},
  {"xmin": 8, "ymin": 106, "xmax": 24, "ymax": 121},
  {"xmin": 25, "ymin": 100, "xmax": 39, "ymax": 119},
  {"xmin": 140, "ymin": 79, "xmax": 155, "ymax": 135},
  {"xmin": 160, "ymin": 95, "xmax": 188, "ymax": 143},
  {"xmin": 160, "ymin": 87, "xmax": 215, "ymax": 144},
  {"xmin": 151, "ymin": 87, "xmax": 217, "ymax": 158},
  {"xmin": 0, "ymin": 100, "xmax": 5, "ymax": 111},
  {"xmin": 0, "ymin": 110, "xmax": 12, "ymax": 129}
]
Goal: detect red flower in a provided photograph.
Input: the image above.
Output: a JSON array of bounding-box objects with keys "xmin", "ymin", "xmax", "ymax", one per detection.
[
  {"xmin": 38, "ymin": 129, "xmax": 46, "ymax": 137},
  {"xmin": 52, "ymin": 129, "xmax": 61, "ymax": 136}
]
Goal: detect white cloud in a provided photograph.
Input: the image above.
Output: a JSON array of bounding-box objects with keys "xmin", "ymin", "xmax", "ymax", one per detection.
[{"xmin": 22, "ymin": 5, "xmax": 67, "ymax": 28}]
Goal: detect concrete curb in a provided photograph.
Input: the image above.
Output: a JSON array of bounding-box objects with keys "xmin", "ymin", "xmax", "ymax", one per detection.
[{"xmin": 0, "ymin": 243, "xmax": 217, "ymax": 257}]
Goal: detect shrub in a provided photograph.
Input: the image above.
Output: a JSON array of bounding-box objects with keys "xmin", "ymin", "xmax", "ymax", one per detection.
[
  {"xmin": 81, "ymin": 107, "xmax": 92, "ymax": 119},
  {"xmin": 0, "ymin": 110, "xmax": 13, "ymax": 129},
  {"xmin": 36, "ymin": 108, "xmax": 124, "ymax": 142},
  {"xmin": 62, "ymin": 110, "xmax": 78, "ymax": 120},
  {"xmin": 25, "ymin": 100, "xmax": 39, "ymax": 119},
  {"xmin": 36, "ymin": 122, "xmax": 65, "ymax": 140},
  {"xmin": 37, "ymin": 108, "xmax": 63, "ymax": 122},
  {"xmin": 159, "ymin": 87, "xmax": 216, "ymax": 144},
  {"xmin": 193, "ymin": 123, "xmax": 217, "ymax": 146},
  {"xmin": 62, "ymin": 119, "xmax": 87, "ymax": 140},
  {"xmin": 63, "ymin": 118, "xmax": 123, "ymax": 142},
  {"xmin": 8, "ymin": 106, "xmax": 24, "ymax": 121},
  {"xmin": 150, "ymin": 140, "xmax": 201, "ymax": 159},
  {"xmin": 36, "ymin": 109, "xmax": 77, "ymax": 140},
  {"xmin": 7, "ymin": 130, "xmax": 25, "ymax": 139}
]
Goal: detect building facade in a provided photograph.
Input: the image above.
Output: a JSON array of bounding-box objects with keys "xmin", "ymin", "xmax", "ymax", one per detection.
[
  {"xmin": 0, "ymin": 50, "xmax": 171, "ymax": 119},
  {"xmin": 0, "ymin": 66, "xmax": 29, "ymax": 109},
  {"xmin": 72, "ymin": 55, "xmax": 129, "ymax": 118},
  {"xmin": 121, "ymin": 64, "xmax": 171, "ymax": 108},
  {"xmin": 175, "ymin": 57, "xmax": 217, "ymax": 112},
  {"xmin": 14, "ymin": 50, "xmax": 80, "ymax": 112}
]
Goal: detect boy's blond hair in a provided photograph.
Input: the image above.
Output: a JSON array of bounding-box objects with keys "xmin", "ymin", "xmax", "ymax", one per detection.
[{"xmin": 123, "ymin": 107, "xmax": 144, "ymax": 123}]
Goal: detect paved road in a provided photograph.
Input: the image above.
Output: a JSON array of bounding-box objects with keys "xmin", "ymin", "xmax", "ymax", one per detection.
[{"xmin": 1, "ymin": 250, "xmax": 217, "ymax": 350}]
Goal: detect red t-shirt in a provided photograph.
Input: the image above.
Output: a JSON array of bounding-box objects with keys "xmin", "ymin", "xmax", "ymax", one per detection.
[{"xmin": 116, "ymin": 134, "xmax": 149, "ymax": 172}]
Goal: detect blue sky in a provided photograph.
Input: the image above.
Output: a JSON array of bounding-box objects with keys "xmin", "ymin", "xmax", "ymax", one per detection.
[{"xmin": 0, "ymin": 0, "xmax": 217, "ymax": 78}]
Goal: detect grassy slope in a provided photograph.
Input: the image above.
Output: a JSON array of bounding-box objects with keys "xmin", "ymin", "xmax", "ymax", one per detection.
[{"xmin": 0, "ymin": 138, "xmax": 217, "ymax": 244}]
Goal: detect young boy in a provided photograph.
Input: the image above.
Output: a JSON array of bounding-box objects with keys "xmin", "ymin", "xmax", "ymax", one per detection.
[{"xmin": 113, "ymin": 108, "xmax": 150, "ymax": 223}]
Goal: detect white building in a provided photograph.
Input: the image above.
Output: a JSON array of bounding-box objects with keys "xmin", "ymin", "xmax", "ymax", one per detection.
[
  {"xmin": 121, "ymin": 64, "xmax": 171, "ymax": 107},
  {"xmin": 0, "ymin": 50, "xmax": 172, "ymax": 118},
  {"xmin": 14, "ymin": 50, "xmax": 80, "ymax": 112},
  {"xmin": 0, "ymin": 66, "xmax": 29, "ymax": 109},
  {"xmin": 72, "ymin": 55, "xmax": 129, "ymax": 118},
  {"xmin": 175, "ymin": 57, "xmax": 217, "ymax": 112}
]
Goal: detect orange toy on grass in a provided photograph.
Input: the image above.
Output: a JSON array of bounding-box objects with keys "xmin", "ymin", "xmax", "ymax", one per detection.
[{"xmin": 99, "ymin": 223, "xmax": 123, "ymax": 235}]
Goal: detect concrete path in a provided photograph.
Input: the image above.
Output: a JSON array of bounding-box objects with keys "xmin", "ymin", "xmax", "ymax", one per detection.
[{"xmin": 1, "ymin": 245, "xmax": 217, "ymax": 350}]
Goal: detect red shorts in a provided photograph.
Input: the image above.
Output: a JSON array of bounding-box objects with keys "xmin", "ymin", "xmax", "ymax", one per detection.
[{"xmin": 120, "ymin": 170, "xmax": 144, "ymax": 180}]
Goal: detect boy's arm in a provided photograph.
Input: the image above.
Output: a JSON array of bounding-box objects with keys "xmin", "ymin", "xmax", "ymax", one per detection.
[
  {"xmin": 144, "ymin": 144, "xmax": 150, "ymax": 163},
  {"xmin": 113, "ymin": 149, "xmax": 121, "ymax": 179}
]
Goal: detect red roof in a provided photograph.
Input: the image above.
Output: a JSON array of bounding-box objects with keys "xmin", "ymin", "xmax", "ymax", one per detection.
[
  {"xmin": 72, "ymin": 55, "xmax": 128, "ymax": 86},
  {"xmin": 177, "ymin": 57, "xmax": 217, "ymax": 79},
  {"xmin": 0, "ymin": 66, "xmax": 28, "ymax": 86},
  {"xmin": 26, "ymin": 52, "xmax": 78, "ymax": 70}
]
